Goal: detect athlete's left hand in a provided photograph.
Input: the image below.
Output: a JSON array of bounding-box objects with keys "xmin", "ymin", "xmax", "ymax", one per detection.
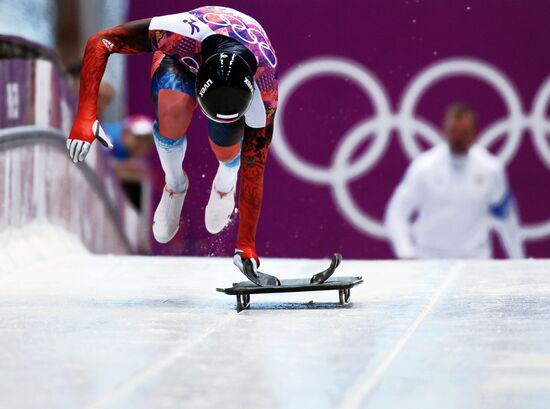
[
  {"xmin": 233, "ymin": 248, "xmax": 280, "ymax": 286},
  {"xmin": 233, "ymin": 247, "xmax": 260, "ymax": 275}
]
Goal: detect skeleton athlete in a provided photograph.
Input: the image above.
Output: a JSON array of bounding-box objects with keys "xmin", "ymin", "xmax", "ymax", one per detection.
[{"xmin": 67, "ymin": 6, "xmax": 279, "ymax": 283}]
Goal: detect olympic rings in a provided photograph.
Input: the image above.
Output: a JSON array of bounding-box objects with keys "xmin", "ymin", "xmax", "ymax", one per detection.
[
  {"xmin": 272, "ymin": 57, "xmax": 550, "ymax": 241},
  {"xmin": 201, "ymin": 11, "xmax": 277, "ymax": 68}
]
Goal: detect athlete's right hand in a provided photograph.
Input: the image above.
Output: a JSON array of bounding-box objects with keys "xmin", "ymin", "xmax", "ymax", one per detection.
[
  {"xmin": 67, "ymin": 119, "xmax": 113, "ymax": 163},
  {"xmin": 233, "ymin": 248, "xmax": 260, "ymax": 277},
  {"xmin": 233, "ymin": 249, "xmax": 280, "ymax": 286}
]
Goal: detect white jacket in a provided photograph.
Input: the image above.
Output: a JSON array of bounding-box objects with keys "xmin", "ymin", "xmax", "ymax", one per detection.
[{"xmin": 385, "ymin": 144, "xmax": 524, "ymax": 259}]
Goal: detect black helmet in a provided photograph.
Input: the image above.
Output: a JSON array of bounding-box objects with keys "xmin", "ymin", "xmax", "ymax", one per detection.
[{"xmin": 196, "ymin": 52, "xmax": 254, "ymax": 123}]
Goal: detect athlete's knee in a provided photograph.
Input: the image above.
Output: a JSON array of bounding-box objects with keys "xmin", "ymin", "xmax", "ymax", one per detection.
[
  {"xmin": 209, "ymin": 138, "xmax": 241, "ymax": 163},
  {"xmin": 157, "ymin": 89, "xmax": 195, "ymax": 139},
  {"xmin": 153, "ymin": 120, "xmax": 187, "ymax": 150}
]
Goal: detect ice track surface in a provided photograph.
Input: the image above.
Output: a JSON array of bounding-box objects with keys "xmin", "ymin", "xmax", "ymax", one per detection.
[{"xmin": 1, "ymin": 249, "xmax": 550, "ymax": 408}]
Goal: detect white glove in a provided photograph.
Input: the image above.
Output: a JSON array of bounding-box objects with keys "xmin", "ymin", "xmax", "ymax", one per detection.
[
  {"xmin": 233, "ymin": 249, "xmax": 259, "ymax": 276},
  {"xmin": 233, "ymin": 249, "xmax": 280, "ymax": 286},
  {"xmin": 66, "ymin": 120, "xmax": 113, "ymax": 163}
]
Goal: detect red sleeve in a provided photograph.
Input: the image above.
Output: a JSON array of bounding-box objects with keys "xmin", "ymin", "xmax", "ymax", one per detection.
[
  {"xmin": 236, "ymin": 121, "xmax": 274, "ymax": 263},
  {"xmin": 70, "ymin": 19, "xmax": 152, "ymax": 143}
]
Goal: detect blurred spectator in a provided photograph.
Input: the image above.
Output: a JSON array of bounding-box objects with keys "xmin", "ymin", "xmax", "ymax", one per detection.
[
  {"xmin": 112, "ymin": 115, "xmax": 154, "ymax": 160},
  {"xmin": 107, "ymin": 115, "xmax": 154, "ymax": 211},
  {"xmin": 98, "ymin": 82, "xmax": 116, "ymax": 119},
  {"xmin": 385, "ymin": 103, "xmax": 524, "ymax": 259}
]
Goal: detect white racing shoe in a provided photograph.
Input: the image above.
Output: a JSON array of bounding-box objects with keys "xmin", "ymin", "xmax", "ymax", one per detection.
[
  {"xmin": 205, "ymin": 182, "xmax": 236, "ymax": 234},
  {"xmin": 152, "ymin": 180, "xmax": 188, "ymax": 243}
]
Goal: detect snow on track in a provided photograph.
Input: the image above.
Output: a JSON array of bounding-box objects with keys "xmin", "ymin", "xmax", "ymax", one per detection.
[{"xmin": 0, "ymin": 230, "xmax": 549, "ymax": 408}]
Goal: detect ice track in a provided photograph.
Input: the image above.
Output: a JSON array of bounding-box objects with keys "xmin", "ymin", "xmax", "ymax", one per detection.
[{"xmin": 1, "ymin": 248, "xmax": 550, "ymax": 408}]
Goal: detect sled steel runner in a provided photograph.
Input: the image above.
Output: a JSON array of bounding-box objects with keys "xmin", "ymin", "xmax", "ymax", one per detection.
[{"xmin": 216, "ymin": 254, "xmax": 364, "ymax": 312}]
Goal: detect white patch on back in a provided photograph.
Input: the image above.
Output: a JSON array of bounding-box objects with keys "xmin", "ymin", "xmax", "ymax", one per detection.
[
  {"xmin": 244, "ymin": 82, "xmax": 266, "ymax": 129},
  {"xmin": 149, "ymin": 12, "xmax": 214, "ymax": 41}
]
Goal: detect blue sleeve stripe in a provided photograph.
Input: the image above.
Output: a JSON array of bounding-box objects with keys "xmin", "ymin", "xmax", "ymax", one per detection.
[{"xmin": 490, "ymin": 190, "xmax": 514, "ymax": 220}]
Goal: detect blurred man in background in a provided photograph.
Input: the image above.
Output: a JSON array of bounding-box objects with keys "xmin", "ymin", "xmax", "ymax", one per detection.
[
  {"xmin": 385, "ymin": 103, "xmax": 524, "ymax": 259},
  {"xmin": 109, "ymin": 114, "xmax": 154, "ymax": 162},
  {"xmin": 108, "ymin": 115, "xmax": 154, "ymax": 210}
]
